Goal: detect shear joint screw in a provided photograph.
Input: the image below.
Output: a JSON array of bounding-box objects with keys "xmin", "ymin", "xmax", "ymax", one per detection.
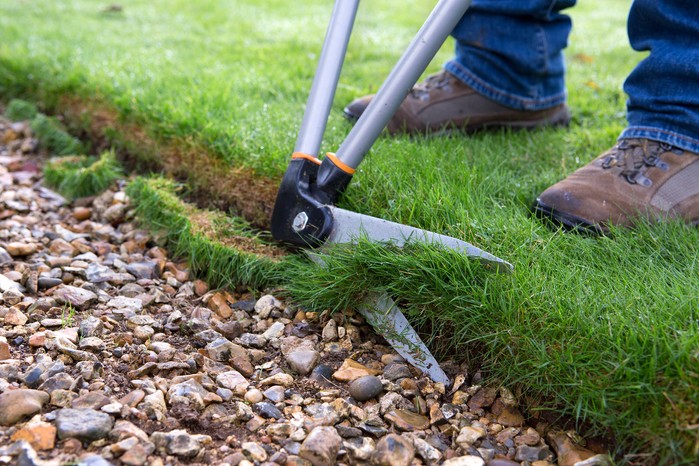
[{"xmin": 292, "ymin": 212, "xmax": 309, "ymax": 232}]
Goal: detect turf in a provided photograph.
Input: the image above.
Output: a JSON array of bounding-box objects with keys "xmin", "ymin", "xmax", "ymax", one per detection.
[
  {"xmin": 1, "ymin": 0, "xmax": 697, "ymax": 462},
  {"xmin": 44, "ymin": 151, "xmax": 123, "ymax": 199},
  {"xmin": 125, "ymin": 176, "xmax": 287, "ymax": 290}
]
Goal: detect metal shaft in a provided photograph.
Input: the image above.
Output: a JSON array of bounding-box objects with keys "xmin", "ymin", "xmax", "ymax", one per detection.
[
  {"xmin": 294, "ymin": 0, "xmax": 360, "ymax": 157},
  {"xmin": 330, "ymin": 0, "xmax": 472, "ymax": 169}
]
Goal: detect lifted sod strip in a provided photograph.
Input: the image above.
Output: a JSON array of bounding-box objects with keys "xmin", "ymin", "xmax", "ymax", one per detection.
[
  {"xmin": 43, "ymin": 151, "xmax": 123, "ymax": 200},
  {"xmin": 30, "ymin": 113, "xmax": 84, "ymax": 156},
  {"xmin": 3, "ymin": 99, "xmax": 85, "ymax": 157},
  {"xmin": 4, "ymin": 98, "xmax": 37, "ymax": 121},
  {"xmin": 126, "ymin": 176, "xmax": 287, "ymax": 291}
]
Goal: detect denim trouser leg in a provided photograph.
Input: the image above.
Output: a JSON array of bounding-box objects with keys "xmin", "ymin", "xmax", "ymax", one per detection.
[
  {"xmin": 619, "ymin": 0, "xmax": 699, "ymax": 153},
  {"xmin": 445, "ymin": 0, "xmax": 576, "ymax": 111}
]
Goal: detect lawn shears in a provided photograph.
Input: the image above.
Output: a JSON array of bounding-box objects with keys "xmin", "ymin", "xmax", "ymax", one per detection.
[{"xmin": 270, "ymin": 0, "xmax": 512, "ymax": 384}]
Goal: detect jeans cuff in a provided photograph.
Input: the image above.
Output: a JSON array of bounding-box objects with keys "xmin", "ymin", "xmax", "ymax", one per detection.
[
  {"xmin": 444, "ymin": 60, "xmax": 568, "ymax": 111},
  {"xmin": 619, "ymin": 127, "xmax": 699, "ymax": 154}
]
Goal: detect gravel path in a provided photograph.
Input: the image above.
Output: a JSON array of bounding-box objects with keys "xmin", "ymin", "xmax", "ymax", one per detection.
[{"xmin": 0, "ymin": 116, "xmax": 612, "ymax": 466}]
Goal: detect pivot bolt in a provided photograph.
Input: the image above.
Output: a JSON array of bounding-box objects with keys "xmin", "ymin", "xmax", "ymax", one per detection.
[{"xmin": 292, "ymin": 212, "xmax": 309, "ymax": 232}]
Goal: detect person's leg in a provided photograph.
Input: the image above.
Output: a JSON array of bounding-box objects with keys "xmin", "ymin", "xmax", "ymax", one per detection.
[
  {"xmin": 536, "ymin": 0, "xmax": 699, "ymax": 230},
  {"xmin": 620, "ymin": 0, "xmax": 699, "ymax": 153},
  {"xmin": 344, "ymin": 0, "xmax": 575, "ymax": 134},
  {"xmin": 446, "ymin": 0, "xmax": 577, "ymax": 111}
]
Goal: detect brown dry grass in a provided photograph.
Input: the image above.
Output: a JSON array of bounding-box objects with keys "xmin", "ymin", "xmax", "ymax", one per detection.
[
  {"xmin": 57, "ymin": 95, "xmax": 279, "ymax": 229},
  {"xmin": 187, "ymin": 208, "xmax": 286, "ymax": 259}
]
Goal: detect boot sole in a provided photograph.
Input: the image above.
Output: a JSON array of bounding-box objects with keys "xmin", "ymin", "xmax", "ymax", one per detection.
[{"xmin": 534, "ymin": 198, "xmax": 605, "ymax": 235}]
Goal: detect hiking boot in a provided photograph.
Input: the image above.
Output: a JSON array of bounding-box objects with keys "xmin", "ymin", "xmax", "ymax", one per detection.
[
  {"xmin": 535, "ymin": 138, "xmax": 699, "ymax": 232},
  {"xmin": 343, "ymin": 70, "xmax": 571, "ymax": 135}
]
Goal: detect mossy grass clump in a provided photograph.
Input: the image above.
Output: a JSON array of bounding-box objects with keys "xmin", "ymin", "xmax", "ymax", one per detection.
[
  {"xmin": 126, "ymin": 176, "xmax": 287, "ymax": 290},
  {"xmin": 4, "ymin": 98, "xmax": 38, "ymax": 121},
  {"xmin": 44, "ymin": 151, "xmax": 122, "ymax": 199},
  {"xmin": 30, "ymin": 113, "xmax": 84, "ymax": 155}
]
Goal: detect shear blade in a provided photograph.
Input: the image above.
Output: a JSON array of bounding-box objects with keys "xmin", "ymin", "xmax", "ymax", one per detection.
[
  {"xmin": 326, "ymin": 206, "xmax": 512, "ymax": 273},
  {"xmin": 357, "ymin": 292, "xmax": 450, "ymax": 385},
  {"xmin": 312, "ymin": 206, "xmax": 510, "ymax": 384}
]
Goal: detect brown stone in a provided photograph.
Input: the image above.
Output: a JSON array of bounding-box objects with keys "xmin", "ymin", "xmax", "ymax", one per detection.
[
  {"xmin": 28, "ymin": 332, "xmax": 47, "ymax": 348},
  {"xmin": 299, "ymin": 426, "xmax": 342, "ymax": 466},
  {"xmin": 492, "ymin": 398, "xmax": 525, "ymax": 427},
  {"xmin": 547, "ymin": 431, "xmax": 597, "ymax": 466},
  {"xmin": 72, "ymin": 207, "xmax": 92, "ymax": 221},
  {"xmin": 53, "ymin": 285, "xmax": 98, "ymax": 309},
  {"xmin": 0, "ymin": 389, "xmax": 50, "ymax": 425},
  {"xmin": 11, "ymin": 419, "xmax": 57, "ymax": 450},
  {"xmin": 208, "ymin": 292, "xmax": 233, "ymax": 319},
  {"xmin": 49, "ymin": 238, "xmax": 77, "ymax": 256},
  {"xmin": 6, "ymin": 241, "xmax": 39, "ymax": 256},
  {"xmin": 53, "ymin": 327, "xmax": 79, "ymax": 345},
  {"xmin": 193, "ymin": 280, "xmax": 208, "ymax": 297},
  {"xmin": 384, "ymin": 409, "xmax": 430, "ymax": 431},
  {"xmin": 119, "ymin": 389, "xmax": 146, "ymax": 408},
  {"xmin": 371, "ymin": 433, "xmax": 415, "ymax": 466},
  {"xmin": 0, "ymin": 340, "xmax": 11, "ymax": 360},
  {"xmin": 70, "ymin": 239, "xmax": 93, "ymax": 254},
  {"xmin": 467, "ymin": 386, "xmax": 499, "ymax": 410},
  {"xmin": 4, "ymin": 307, "xmax": 28, "ymax": 325},
  {"xmin": 332, "ymin": 359, "xmax": 381, "ymax": 382},
  {"xmin": 429, "ymin": 403, "xmax": 447, "ymax": 426}
]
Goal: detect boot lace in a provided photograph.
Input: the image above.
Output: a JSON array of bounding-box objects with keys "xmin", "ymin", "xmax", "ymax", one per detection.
[
  {"xmin": 600, "ymin": 139, "xmax": 683, "ymax": 187},
  {"xmin": 410, "ymin": 71, "xmax": 452, "ymax": 99}
]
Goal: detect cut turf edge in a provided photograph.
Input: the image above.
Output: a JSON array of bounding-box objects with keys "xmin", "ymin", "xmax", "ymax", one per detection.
[
  {"xmin": 125, "ymin": 176, "xmax": 288, "ymax": 291},
  {"xmin": 43, "ymin": 151, "xmax": 123, "ymax": 200}
]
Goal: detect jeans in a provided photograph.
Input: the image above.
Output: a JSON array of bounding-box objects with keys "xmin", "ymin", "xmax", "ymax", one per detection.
[{"xmin": 444, "ymin": 0, "xmax": 699, "ymax": 153}]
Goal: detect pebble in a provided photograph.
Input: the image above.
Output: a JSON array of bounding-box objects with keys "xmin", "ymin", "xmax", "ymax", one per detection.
[
  {"xmin": 217, "ymin": 370, "xmax": 249, "ymax": 391},
  {"xmin": 263, "ymin": 385, "xmax": 286, "ymax": 403},
  {"xmin": 372, "ymin": 433, "xmax": 415, "ymax": 466},
  {"xmin": 281, "ymin": 336, "xmax": 320, "ymax": 375},
  {"xmin": 6, "ymin": 241, "xmax": 39, "ymax": 256},
  {"xmin": 4, "ymin": 307, "xmax": 28, "ymax": 325},
  {"xmin": 332, "ymin": 358, "xmax": 381, "ymax": 382},
  {"xmin": 10, "ymin": 418, "xmax": 57, "ymax": 451},
  {"xmin": 349, "ymin": 375, "xmax": 384, "ymax": 401},
  {"xmin": 457, "ymin": 426, "xmax": 487, "ymax": 447},
  {"xmin": 254, "ymin": 294, "xmax": 282, "ymax": 318},
  {"xmin": 55, "ymin": 408, "xmax": 114, "ymax": 441},
  {"xmin": 255, "ymin": 401, "xmax": 283, "ymax": 419},
  {"xmin": 299, "ymin": 426, "xmax": 342, "ymax": 466},
  {"xmin": 151, "ymin": 429, "xmax": 212, "ymax": 458},
  {"xmin": 0, "ymin": 389, "xmax": 49, "ymax": 425},
  {"xmin": 384, "ymin": 409, "xmax": 431, "ymax": 431},
  {"xmin": 3, "ymin": 288, "xmax": 24, "ymax": 306},
  {"xmin": 53, "ymin": 285, "xmax": 98, "ymax": 309},
  {"xmin": 244, "ymin": 388, "xmax": 263, "ymax": 403},
  {"xmin": 442, "ymin": 456, "xmax": 485, "ymax": 466}
]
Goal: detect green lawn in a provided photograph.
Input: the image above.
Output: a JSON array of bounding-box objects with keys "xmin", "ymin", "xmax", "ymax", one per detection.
[{"xmin": 1, "ymin": 0, "xmax": 698, "ymax": 462}]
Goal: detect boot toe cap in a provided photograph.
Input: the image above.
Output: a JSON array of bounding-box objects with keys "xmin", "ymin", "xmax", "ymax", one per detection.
[{"xmin": 343, "ymin": 95, "xmax": 373, "ymax": 122}]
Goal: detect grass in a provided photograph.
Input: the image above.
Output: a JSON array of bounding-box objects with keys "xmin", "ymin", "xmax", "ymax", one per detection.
[
  {"xmin": 29, "ymin": 113, "xmax": 84, "ymax": 156},
  {"xmin": 44, "ymin": 151, "xmax": 123, "ymax": 199},
  {"xmin": 61, "ymin": 303, "xmax": 76, "ymax": 329},
  {"xmin": 1, "ymin": 0, "xmax": 697, "ymax": 462},
  {"xmin": 4, "ymin": 98, "xmax": 37, "ymax": 121},
  {"xmin": 125, "ymin": 176, "xmax": 286, "ymax": 291}
]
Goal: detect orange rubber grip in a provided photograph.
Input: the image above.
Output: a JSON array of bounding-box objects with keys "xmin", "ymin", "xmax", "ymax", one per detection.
[
  {"xmin": 291, "ymin": 152, "xmax": 321, "ymax": 165},
  {"xmin": 325, "ymin": 152, "xmax": 356, "ymax": 175}
]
